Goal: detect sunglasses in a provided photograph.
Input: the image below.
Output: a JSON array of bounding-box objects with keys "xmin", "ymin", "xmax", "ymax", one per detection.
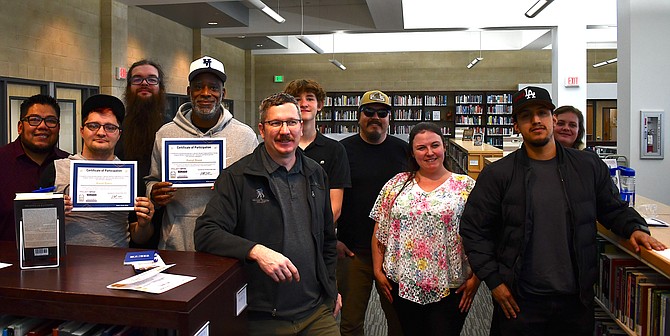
[{"xmin": 361, "ymin": 107, "xmax": 390, "ymax": 118}]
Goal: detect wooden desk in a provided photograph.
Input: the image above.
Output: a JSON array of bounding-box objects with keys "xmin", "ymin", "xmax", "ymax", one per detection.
[
  {"xmin": 0, "ymin": 243, "xmax": 247, "ymax": 335},
  {"xmin": 447, "ymin": 139, "xmax": 503, "ymax": 179}
]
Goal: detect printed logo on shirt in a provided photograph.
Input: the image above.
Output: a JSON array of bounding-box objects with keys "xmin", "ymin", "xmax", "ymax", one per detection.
[{"xmin": 252, "ymin": 188, "xmax": 269, "ymax": 204}]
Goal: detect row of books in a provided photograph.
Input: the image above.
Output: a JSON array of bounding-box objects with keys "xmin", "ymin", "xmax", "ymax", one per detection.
[
  {"xmin": 0, "ymin": 316, "xmax": 147, "ymax": 336},
  {"xmin": 486, "ymin": 115, "xmax": 514, "ymax": 125},
  {"xmin": 487, "ymin": 104, "xmax": 513, "ymax": 114},
  {"xmin": 487, "ymin": 94, "xmax": 513, "ymax": 104},
  {"xmin": 455, "ymin": 94, "xmax": 483, "ymax": 103},
  {"xmin": 393, "ymin": 109, "xmax": 422, "ymax": 121},
  {"xmin": 595, "ymin": 305, "xmax": 627, "ymax": 335},
  {"xmin": 455, "ymin": 105, "xmax": 484, "ymax": 114},
  {"xmin": 393, "ymin": 95, "xmax": 423, "ymax": 106},
  {"xmin": 597, "ymin": 237, "xmax": 670, "ymax": 336},
  {"xmin": 455, "ymin": 115, "xmax": 483, "ymax": 125}
]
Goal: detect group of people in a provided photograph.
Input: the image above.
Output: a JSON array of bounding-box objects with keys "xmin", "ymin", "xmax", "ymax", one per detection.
[{"xmin": 0, "ymin": 52, "xmax": 666, "ymax": 336}]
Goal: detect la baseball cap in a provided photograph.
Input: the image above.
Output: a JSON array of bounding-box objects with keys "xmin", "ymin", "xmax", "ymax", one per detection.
[
  {"xmin": 359, "ymin": 90, "xmax": 391, "ymax": 109},
  {"xmin": 512, "ymin": 86, "xmax": 555, "ymax": 116},
  {"xmin": 82, "ymin": 94, "xmax": 125, "ymax": 125},
  {"xmin": 189, "ymin": 56, "xmax": 227, "ymax": 83}
]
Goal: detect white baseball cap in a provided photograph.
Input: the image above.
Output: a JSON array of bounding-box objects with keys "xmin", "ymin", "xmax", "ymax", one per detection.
[{"xmin": 189, "ymin": 56, "xmax": 227, "ymax": 83}]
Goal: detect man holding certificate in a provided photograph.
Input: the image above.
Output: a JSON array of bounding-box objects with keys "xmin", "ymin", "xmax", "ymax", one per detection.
[
  {"xmin": 39, "ymin": 94, "xmax": 155, "ymax": 247},
  {"xmin": 146, "ymin": 55, "xmax": 258, "ymax": 251}
]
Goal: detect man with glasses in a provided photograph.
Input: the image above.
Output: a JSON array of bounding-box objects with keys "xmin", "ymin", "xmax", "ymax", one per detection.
[
  {"xmin": 146, "ymin": 55, "xmax": 257, "ymax": 251},
  {"xmin": 117, "ymin": 59, "xmax": 169, "ymax": 249},
  {"xmin": 0, "ymin": 94, "xmax": 69, "ymax": 242},
  {"xmin": 196, "ymin": 93, "xmax": 340, "ymax": 335},
  {"xmin": 39, "ymin": 94, "xmax": 155, "ymax": 247},
  {"xmin": 337, "ymin": 90, "xmax": 408, "ymax": 336}
]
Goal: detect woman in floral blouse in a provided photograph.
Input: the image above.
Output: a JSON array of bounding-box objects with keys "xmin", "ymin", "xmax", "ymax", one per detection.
[{"xmin": 370, "ymin": 122, "xmax": 480, "ymax": 336}]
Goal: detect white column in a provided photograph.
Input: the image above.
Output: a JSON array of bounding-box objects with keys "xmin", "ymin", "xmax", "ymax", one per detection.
[
  {"xmin": 551, "ymin": 1, "xmax": 588, "ymax": 130},
  {"xmin": 618, "ymin": 0, "xmax": 670, "ymax": 204}
]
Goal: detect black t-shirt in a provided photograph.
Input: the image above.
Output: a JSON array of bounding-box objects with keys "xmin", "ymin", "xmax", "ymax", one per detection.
[
  {"xmin": 303, "ymin": 132, "xmax": 351, "ymax": 189},
  {"xmin": 519, "ymin": 157, "xmax": 578, "ymax": 295},
  {"xmin": 338, "ymin": 134, "xmax": 409, "ymax": 250}
]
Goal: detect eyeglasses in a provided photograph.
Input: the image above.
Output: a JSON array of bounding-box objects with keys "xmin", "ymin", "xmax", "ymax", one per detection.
[
  {"xmin": 262, "ymin": 119, "xmax": 302, "ymax": 128},
  {"xmin": 361, "ymin": 107, "xmax": 390, "ymax": 118},
  {"xmin": 130, "ymin": 76, "xmax": 160, "ymax": 86},
  {"xmin": 84, "ymin": 122, "xmax": 121, "ymax": 133},
  {"xmin": 21, "ymin": 116, "xmax": 60, "ymax": 128}
]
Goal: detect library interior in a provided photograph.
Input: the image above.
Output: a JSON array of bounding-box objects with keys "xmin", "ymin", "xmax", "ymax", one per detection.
[{"xmin": 0, "ymin": 1, "xmax": 669, "ymax": 335}]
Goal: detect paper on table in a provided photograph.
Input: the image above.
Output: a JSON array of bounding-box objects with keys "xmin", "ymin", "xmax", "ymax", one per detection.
[
  {"xmin": 645, "ymin": 217, "xmax": 669, "ymax": 227},
  {"xmin": 0, "ymin": 262, "xmax": 11, "ymax": 269},
  {"xmin": 107, "ymin": 264, "xmax": 196, "ymax": 294}
]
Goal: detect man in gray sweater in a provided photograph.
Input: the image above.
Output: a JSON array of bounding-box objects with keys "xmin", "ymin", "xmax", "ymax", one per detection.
[{"xmin": 146, "ymin": 55, "xmax": 258, "ymax": 251}]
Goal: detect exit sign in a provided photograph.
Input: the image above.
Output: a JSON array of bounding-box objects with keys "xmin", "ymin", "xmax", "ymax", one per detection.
[
  {"xmin": 274, "ymin": 75, "xmax": 284, "ymax": 83},
  {"xmin": 564, "ymin": 76, "xmax": 580, "ymax": 87}
]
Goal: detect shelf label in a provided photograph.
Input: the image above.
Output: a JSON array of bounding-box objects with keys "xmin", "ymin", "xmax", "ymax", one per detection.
[{"xmin": 469, "ymin": 159, "xmax": 479, "ymax": 166}]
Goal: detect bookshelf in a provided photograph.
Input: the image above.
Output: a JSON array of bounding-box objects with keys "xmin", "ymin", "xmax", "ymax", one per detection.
[
  {"xmin": 485, "ymin": 93, "xmax": 514, "ymax": 148},
  {"xmin": 320, "ymin": 92, "xmax": 456, "ymax": 138},
  {"xmin": 595, "ymin": 195, "xmax": 670, "ymax": 336},
  {"xmin": 320, "ymin": 91, "xmax": 513, "ymax": 148}
]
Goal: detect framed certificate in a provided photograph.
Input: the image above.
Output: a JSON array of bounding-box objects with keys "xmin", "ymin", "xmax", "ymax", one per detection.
[
  {"xmin": 70, "ymin": 160, "xmax": 137, "ymax": 211},
  {"xmin": 162, "ymin": 138, "xmax": 226, "ymax": 188}
]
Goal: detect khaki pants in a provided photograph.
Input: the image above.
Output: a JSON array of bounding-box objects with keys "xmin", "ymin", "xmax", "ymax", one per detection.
[
  {"xmin": 248, "ymin": 304, "xmax": 340, "ymax": 336},
  {"xmin": 337, "ymin": 249, "xmax": 403, "ymax": 336}
]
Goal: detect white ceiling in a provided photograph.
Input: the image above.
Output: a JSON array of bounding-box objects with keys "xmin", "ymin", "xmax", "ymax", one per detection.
[{"xmin": 118, "ymin": 0, "xmax": 619, "ymax": 54}]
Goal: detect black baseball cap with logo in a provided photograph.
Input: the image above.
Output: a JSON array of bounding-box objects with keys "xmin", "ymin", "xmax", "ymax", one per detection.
[{"xmin": 512, "ymin": 86, "xmax": 556, "ymax": 118}]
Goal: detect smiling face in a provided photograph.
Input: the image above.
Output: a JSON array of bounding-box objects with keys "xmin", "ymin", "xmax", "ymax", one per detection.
[
  {"xmin": 295, "ymin": 91, "xmax": 322, "ymax": 122},
  {"xmin": 358, "ymin": 103, "xmax": 390, "ymax": 143},
  {"xmin": 412, "ymin": 130, "xmax": 445, "ymax": 174},
  {"xmin": 188, "ymin": 72, "xmax": 225, "ymax": 122},
  {"xmin": 129, "ymin": 64, "xmax": 160, "ymax": 99},
  {"xmin": 258, "ymin": 102, "xmax": 303, "ymax": 164},
  {"xmin": 514, "ymin": 104, "xmax": 555, "ymax": 148},
  {"xmin": 80, "ymin": 109, "xmax": 121, "ymax": 159},
  {"xmin": 18, "ymin": 103, "xmax": 60, "ymax": 155},
  {"xmin": 554, "ymin": 111, "xmax": 580, "ymax": 148}
]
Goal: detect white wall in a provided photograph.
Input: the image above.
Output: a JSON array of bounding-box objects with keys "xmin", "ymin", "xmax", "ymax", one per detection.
[{"xmin": 617, "ymin": 0, "xmax": 670, "ymax": 204}]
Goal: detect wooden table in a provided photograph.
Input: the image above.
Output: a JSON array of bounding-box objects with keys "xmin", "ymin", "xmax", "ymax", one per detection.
[{"xmin": 0, "ymin": 243, "xmax": 247, "ymax": 335}]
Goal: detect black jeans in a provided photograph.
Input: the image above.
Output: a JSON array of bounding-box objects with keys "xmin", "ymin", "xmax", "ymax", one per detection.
[
  {"xmin": 391, "ymin": 281, "xmax": 469, "ymax": 336},
  {"xmin": 492, "ymin": 290, "xmax": 594, "ymax": 336}
]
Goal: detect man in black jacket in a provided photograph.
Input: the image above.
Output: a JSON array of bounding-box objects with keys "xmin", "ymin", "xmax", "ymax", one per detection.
[
  {"xmin": 195, "ymin": 93, "xmax": 340, "ymax": 335},
  {"xmin": 459, "ymin": 86, "xmax": 666, "ymax": 336}
]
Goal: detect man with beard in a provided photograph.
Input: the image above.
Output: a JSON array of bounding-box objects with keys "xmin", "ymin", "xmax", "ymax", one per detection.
[
  {"xmin": 117, "ymin": 59, "xmax": 168, "ymax": 248},
  {"xmin": 459, "ymin": 86, "xmax": 665, "ymax": 336},
  {"xmin": 146, "ymin": 55, "xmax": 258, "ymax": 251},
  {"xmin": 0, "ymin": 94, "xmax": 69, "ymax": 242},
  {"xmin": 337, "ymin": 90, "xmax": 407, "ymax": 336}
]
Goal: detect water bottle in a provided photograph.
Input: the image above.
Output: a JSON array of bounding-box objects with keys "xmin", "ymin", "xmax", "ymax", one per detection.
[
  {"xmin": 609, "ymin": 167, "xmax": 620, "ymax": 193},
  {"xmin": 618, "ymin": 166, "xmax": 635, "ymax": 206}
]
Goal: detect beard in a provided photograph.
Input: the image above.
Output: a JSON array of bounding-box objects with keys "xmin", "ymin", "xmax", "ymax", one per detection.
[
  {"xmin": 192, "ymin": 101, "xmax": 222, "ymax": 121},
  {"xmin": 361, "ymin": 120, "xmax": 384, "ymax": 142},
  {"xmin": 524, "ymin": 133, "xmax": 552, "ymax": 148},
  {"xmin": 122, "ymin": 89, "xmax": 166, "ymax": 160},
  {"xmin": 20, "ymin": 135, "xmax": 57, "ymax": 154}
]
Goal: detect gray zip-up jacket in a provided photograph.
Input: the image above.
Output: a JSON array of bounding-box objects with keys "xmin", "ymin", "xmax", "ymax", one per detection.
[{"xmin": 146, "ymin": 102, "xmax": 258, "ymax": 251}]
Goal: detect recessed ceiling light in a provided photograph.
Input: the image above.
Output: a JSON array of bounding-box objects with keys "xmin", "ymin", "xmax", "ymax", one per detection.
[
  {"xmin": 256, "ymin": 44, "xmax": 264, "ymax": 48},
  {"xmin": 207, "ymin": 22, "xmax": 218, "ymax": 26}
]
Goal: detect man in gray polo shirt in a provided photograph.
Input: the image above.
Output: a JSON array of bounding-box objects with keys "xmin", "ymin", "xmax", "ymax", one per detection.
[{"xmin": 195, "ymin": 93, "xmax": 340, "ymax": 335}]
